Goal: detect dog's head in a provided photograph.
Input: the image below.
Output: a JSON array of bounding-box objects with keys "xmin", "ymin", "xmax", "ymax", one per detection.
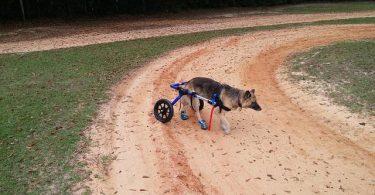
[{"xmin": 241, "ymin": 89, "xmax": 262, "ymax": 111}]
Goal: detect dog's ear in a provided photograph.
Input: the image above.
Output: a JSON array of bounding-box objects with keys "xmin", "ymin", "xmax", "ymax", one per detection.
[
  {"xmin": 250, "ymin": 89, "xmax": 255, "ymax": 93},
  {"xmin": 244, "ymin": 90, "xmax": 251, "ymax": 99}
]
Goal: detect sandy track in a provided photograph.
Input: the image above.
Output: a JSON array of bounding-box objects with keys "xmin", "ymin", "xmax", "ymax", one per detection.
[
  {"xmin": 1, "ymin": 12, "xmax": 375, "ymax": 54},
  {"xmin": 82, "ymin": 24, "xmax": 375, "ymax": 194}
]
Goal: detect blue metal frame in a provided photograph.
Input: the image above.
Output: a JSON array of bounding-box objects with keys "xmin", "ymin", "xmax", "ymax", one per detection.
[
  {"xmin": 169, "ymin": 82, "xmax": 218, "ymax": 106},
  {"xmin": 171, "ymin": 94, "xmax": 183, "ymax": 106},
  {"xmin": 170, "ymin": 82, "xmax": 187, "ymax": 106}
]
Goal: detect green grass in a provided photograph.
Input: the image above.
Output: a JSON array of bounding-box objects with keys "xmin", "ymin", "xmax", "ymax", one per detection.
[
  {"xmin": 0, "ymin": 17, "xmax": 374, "ymax": 193},
  {"xmin": 289, "ymin": 40, "xmax": 375, "ymax": 115},
  {"xmin": 280, "ymin": 2, "xmax": 375, "ymax": 13}
]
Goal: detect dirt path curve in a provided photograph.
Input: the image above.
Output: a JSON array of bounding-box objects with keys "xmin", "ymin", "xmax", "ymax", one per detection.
[
  {"xmin": 82, "ymin": 24, "xmax": 375, "ymax": 194},
  {"xmin": 1, "ymin": 12, "xmax": 375, "ymax": 54}
]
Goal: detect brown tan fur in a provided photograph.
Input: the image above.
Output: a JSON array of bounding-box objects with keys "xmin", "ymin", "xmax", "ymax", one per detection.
[{"xmin": 180, "ymin": 77, "xmax": 261, "ymax": 134}]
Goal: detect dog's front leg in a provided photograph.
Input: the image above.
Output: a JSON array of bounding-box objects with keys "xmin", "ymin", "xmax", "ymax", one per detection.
[{"xmin": 219, "ymin": 111, "xmax": 231, "ymax": 134}]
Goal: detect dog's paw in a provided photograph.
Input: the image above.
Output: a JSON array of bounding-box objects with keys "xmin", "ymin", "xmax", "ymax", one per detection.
[
  {"xmin": 220, "ymin": 123, "xmax": 229, "ymax": 131},
  {"xmin": 180, "ymin": 111, "xmax": 189, "ymax": 120},
  {"xmin": 223, "ymin": 129, "xmax": 231, "ymax": 134},
  {"xmin": 198, "ymin": 120, "xmax": 208, "ymax": 130}
]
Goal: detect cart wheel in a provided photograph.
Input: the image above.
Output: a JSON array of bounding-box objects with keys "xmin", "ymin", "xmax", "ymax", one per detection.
[
  {"xmin": 199, "ymin": 99, "xmax": 204, "ymax": 111},
  {"xmin": 154, "ymin": 99, "xmax": 174, "ymax": 123}
]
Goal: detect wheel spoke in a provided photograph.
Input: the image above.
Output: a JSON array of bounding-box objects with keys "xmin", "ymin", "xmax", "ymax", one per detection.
[{"xmin": 155, "ymin": 100, "xmax": 173, "ymax": 122}]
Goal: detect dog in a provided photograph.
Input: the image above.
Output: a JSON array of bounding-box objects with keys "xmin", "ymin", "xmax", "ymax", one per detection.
[{"xmin": 180, "ymin": 77, "xmax": 261, "ymax": 134}]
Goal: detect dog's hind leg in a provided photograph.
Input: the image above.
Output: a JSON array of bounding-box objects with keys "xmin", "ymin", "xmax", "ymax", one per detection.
[
  {"xmin": 192, "ymin": 98, "xmax": 208, "ymax": 130},
  {"xmin": 180, "ymin": 95, "xmax": 190, "ymax": 120},
  {"xmin": 218, "ymin": 110, "xmax": 231, "ymax": 134}
]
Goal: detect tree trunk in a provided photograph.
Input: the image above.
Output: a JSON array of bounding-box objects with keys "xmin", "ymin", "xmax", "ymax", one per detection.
[
  {"xmin": 84, "ymin": 0, "xmax": 88, "ymax": 14},
  {"xmin": 37, "ymin": 0, "xmax": 41, "ymax": 17},
  {"xmin": 19, "ymin": 0, "xmax": 26, "ymax": 21},
  {"xmin": 65, "ymin": 0, "xmax": 71, "ymax": 18},
  {"xmin": 115, "ymin": 0, "xmax": 119, "ymax": 13},
  {"xmin": 141, "ymin": 0, "xmax": 146, "ymax": 13}
]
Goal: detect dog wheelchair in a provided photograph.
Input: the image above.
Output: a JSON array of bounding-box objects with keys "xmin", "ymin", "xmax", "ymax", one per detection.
[{"xmin": 153, "ymin": 82, "xmax": 219, "ymax": 130}]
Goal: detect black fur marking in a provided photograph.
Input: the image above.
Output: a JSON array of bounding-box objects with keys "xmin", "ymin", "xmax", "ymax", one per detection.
[
  {"xmin": 190, "ymin": 77, "xmax": 222, "ymax": 98},
  {"xmin": 245, "ymin": 90, "xmax": 251, "ymax": 99}
]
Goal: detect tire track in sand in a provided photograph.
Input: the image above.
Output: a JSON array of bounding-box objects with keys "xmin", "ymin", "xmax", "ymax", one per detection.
[
  {"xmin": 84, "ymin": 24, "xmax": 375, "ymax": 194},
  {"xmin": 151, "ymin": 48, "xmax": 209, "ymax": 194}
]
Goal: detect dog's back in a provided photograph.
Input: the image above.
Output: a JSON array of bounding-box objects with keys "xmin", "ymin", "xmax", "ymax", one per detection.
[{"xmin": 186, "ymin": 77, "xmax": 222, "ymax": 99}]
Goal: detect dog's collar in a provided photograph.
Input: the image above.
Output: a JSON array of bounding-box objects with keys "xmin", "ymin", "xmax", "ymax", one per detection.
[{"xmin": 218, "ymin": 96, "xmax": 240, "ymax": 112}]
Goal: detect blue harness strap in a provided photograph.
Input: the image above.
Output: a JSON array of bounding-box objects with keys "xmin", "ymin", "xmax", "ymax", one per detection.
[{"xmin": 211, "ymin": 93, "xmax": 231, "ymax": 112}]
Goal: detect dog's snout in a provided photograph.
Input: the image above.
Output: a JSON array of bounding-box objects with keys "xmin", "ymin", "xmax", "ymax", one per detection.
[{"xmin": 250, "ymin": 102, "xmax": 262, "ymax": 111}]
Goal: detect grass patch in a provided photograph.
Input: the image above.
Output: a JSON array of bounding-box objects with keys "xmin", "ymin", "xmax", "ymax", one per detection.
[
  {"xmin": 288, "ymin": 40, "xmax": 375, "ymax": 115},
  {"xmin": 0, "ymin": 17, "xmax": 374, "ymax": 193},
  {"xmin": 280, "ymin": 2, "xmax": 375, "ymax": 13}
]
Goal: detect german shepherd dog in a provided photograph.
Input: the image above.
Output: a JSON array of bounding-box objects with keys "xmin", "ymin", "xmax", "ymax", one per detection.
[{"xmin": 180, "ymin": 77, "xmax": 261, "ymax": 134}]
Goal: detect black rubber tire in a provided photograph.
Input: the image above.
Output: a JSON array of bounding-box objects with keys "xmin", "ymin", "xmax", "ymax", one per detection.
[
  {"xmin": 154, "ymin": 99, "xmax": 174, "ymax": 123},
  {"xmin": 199, "ymin": 99, "xmax": 204, "ymax": 111}
]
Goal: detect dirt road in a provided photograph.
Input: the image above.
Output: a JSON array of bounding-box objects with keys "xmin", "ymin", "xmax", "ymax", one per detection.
[
  {"xmin": 1, "ymin": 12, "xmax": 375, "ymax": 54},
  {"xmin": 82, "ymin": 24, "xmax": 375, "ymax": 194}
]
